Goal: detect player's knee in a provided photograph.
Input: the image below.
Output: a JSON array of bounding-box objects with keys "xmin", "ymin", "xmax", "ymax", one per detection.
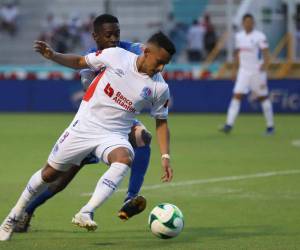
[
  {"xmin": 108, "ymin": 147, "xmax": 133, "ymax": 166},
  {"xmin": 116, "ymin": 155, "xmax": 133, "ymax": 166},
  {"xmin": 141, "ymin": 129, "xmax": 152, "ymax": 146},
  {"xmin": 129, "ymin": 127, "xmax": 152, "ymax": 148},
  {"xmin": 41, "ymin": 163, "xmax": 62, "ymax": 183}
]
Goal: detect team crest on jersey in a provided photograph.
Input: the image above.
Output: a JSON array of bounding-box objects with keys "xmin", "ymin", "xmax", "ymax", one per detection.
[
  {"xmin": 140, "ymin": 87, "xmax": 152, "ymax": 101},
  {"xmin": 114, "ymin": 68, "xmax": 125, "ymax": 77}
]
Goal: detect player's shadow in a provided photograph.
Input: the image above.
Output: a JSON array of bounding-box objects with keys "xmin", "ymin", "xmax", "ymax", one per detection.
[{"xmin": 180, "ymin": 225, "xmax": 293, "ymax": 241}]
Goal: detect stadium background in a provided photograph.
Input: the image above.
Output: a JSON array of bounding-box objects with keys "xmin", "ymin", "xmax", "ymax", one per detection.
[{"xmin": 0, "ymin": 0, "xmax": 300, "ymax": 249}]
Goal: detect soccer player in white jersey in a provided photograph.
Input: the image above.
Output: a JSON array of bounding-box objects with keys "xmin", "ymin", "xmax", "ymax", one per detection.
[
  {"xmin": 221, "ymin": 13, "xmax": 275, "ymax": 135},
  {"xmin": 13, "ymin": 14, "xmax": 153, "ymax": 233},
  {"xmin": 0, "ymin": 31, "xmax": 175, "ymax": 241}
]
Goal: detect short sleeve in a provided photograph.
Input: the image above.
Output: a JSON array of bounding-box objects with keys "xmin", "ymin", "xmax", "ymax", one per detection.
[
  {"xmin": 151, "ymin": 83, "xmax": 170, "ymax": 119},
  {"xmin": 258, "ymin": 33, "xmax": 268, "ymax": 49},
  {"xmin": 85, "ymin": 48, "xmax": 119, "ymax": 71}
]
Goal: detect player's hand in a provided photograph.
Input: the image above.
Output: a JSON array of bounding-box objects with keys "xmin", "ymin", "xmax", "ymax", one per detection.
[
  {"xmin": 161, "ymin": 158, "xmax": 173, "ymax": 182},
  {"xmin": 33, "ymin": 40, "xmax": 55, "ymax": 59}
]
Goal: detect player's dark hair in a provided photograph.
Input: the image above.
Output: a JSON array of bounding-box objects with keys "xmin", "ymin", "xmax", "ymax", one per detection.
[
  {"xmin": 242, "ymin": 13, "xmax": 254, "ymax": 21},
  {"xmin": 93, "ymin": 14, "xmax": 119, "ymax": 32},
  {"xmin": 147, "ymin": 31, "xmax": 176, "ymax": 56}
]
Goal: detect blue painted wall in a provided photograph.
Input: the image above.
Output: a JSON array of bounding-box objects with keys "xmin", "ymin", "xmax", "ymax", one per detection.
[{"xmin": 0, "ymin": 80, "xmax": 299, "ymax": 113}]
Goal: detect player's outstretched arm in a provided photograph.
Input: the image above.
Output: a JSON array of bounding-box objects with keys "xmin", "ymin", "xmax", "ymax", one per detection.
[
  {"xmin": 156, "ymin": 119, "xmax": 173, "ymax": 182},
  {"xmin": 33, "ymin": 40, "xmax": 88, "ymax": 69}
]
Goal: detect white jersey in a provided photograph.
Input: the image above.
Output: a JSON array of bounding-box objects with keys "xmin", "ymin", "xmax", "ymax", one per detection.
[
  {"xmin": 70, "ymin": 47, "xmax": 169, "ymax": 138},
  {"xmin": 235, "ymin": 29, "xmax": 268, "ymax": 72}
]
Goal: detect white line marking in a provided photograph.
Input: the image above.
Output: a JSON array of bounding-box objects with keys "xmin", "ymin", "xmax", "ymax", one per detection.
[
  {"xmin": 291, "ymin": 140, "xmax": 300, "ymax": 147},
  {"xmin": 81, "ymin": 169, "xmax": 300, "ymax": 196}
]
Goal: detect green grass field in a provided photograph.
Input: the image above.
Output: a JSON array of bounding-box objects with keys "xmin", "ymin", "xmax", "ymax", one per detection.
[{"xmin": 0, "ymin": 113, "xmax": 299, "ymax": 250}]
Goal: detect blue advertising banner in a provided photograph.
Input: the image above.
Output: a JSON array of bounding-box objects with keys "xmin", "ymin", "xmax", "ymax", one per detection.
[{"xmin": 0, "ymin": 79, "xmax": 299, "ymax": 113}]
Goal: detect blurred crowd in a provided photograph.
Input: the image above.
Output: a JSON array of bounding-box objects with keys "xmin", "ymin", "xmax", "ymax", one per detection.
[
  {"xmin": 149, "ymin": 13, "xmax": 217, "ymax": 63},
  {"xmin": 37, "ymin": 11, "xmax": 218, "ymax": 63},
  {"xmin": 0, "ymin": 1, "xmax": 19, "ymax": 36},
  {"xmin": 0, "ymin": 3, "xmax": 218, "ymax": 64},
  {"xmin": 186, "ymin": 14, "xmax": 217, "ymax": 62},
  {"xmin": 38, "ymin": 13, "xmax": 96, "ymax": 54}
]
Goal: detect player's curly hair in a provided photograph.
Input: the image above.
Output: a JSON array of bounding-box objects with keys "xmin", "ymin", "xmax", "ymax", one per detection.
[
  {"xmin": 93, "ymin": 14, "xmax": 119, "ymax": 32},
  {"xmin": 147, "ymin": 31, "xmax": 176, "ymax": 56}
]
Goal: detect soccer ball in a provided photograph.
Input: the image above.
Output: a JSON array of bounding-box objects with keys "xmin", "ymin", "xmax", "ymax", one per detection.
[{"xmin": 148, "ymin": 203, "xmax": 184, "ymax": 239}]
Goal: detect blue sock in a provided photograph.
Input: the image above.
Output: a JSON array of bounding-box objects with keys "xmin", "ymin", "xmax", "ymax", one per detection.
[
  {"xmin": 25, "ymin": 188, "xmax": 55, "ymax": 214},
  {"xmin": 125, "ymin": 145, "xmax": 151, "ymax": 201}
]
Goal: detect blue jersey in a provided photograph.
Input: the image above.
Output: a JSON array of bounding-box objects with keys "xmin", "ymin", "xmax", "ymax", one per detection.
[{"xmin": 84, "ymin": 40, "xmax": 143, "ymax": 56}]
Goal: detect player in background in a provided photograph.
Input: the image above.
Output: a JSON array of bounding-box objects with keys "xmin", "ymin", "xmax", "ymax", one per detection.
[
  {"xmin": 220, "ymin": 13, "xmax": 274, "ymax": 134},
  {"xmin": 0, "ymin": 31, "xmax": 175, "ymax": 240},
  {"xmin": 13, "ymin": 14, "xmax": 153, "ymax": 233}
]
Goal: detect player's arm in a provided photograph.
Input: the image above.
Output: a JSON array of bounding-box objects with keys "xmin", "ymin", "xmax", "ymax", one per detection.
[
  {"xmin": 151, "ymin": 80, "xmax": 173, "ymax": 182},
  {"xmin": 156, "ymin": 118, "xmax": 173, "ymax": 182},
  {"xmin": 259, "ymin": 33, "xmax": 270, "ymax": 72},
  {"xmin": 260, "ymin": 48, "xmax": 270, "ymax": 72},
  {"xmin": 232, "ymin": 49, "xmax": 239, "ymax": 80},
  {"xmin": 34, "ymin": 41, "xmax": 87, "ymax": 69}
]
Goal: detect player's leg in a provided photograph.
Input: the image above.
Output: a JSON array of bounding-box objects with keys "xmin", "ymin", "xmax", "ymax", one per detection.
[
  {"xmin": 14, "ymin": 164, "xmax": 85, "ymax": 233},
  {"xmin": 117, "ymin": 123, "xmax": 151, "ymax": 220},
  {"xmin": 221, "ymin": 69, "xmax": 249, "ymax": 133},
  {"xmin": 14, "ymin": 136, "xmax": 99, "ymax": 233},
  {"xmin": 252, "ymin": 72, "xmax": 274, "ymax": 134},
  {"xmin": 222, "ymin": 93, "xmax": 244, "ymax": 132},
  {"xmin": 0, "ymin": 163, "xmax": 64, "ymax": 241},
  {"xmin": 72, "ymin": 140, "xmax": 134, "ymax": 231}
]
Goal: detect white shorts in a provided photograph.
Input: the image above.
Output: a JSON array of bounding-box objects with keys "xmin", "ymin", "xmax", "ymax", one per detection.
[
  {"xmin": 48, "ymin": 129, "xmax": 134, "ymax": 171},
  {"xmin": 234, "ymin": 69, "xmax": 269, "ymax": 96}
]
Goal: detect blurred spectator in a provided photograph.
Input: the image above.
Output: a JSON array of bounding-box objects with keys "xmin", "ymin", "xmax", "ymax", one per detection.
[
  {"xmin": 187, "ymin": 20, "xmax": 205, "ymax": 62},
  {"xmin": 38, "ymin": 13, "xmax": 60, "ymax": 43},
  {"xmin": 202, "ymin": 14, "xmax": 217, "ymax": 55},
  {"xmin": 80, "ymin": 13, "xmax": 95, "ymax": 51},
  {"xmin": 0, "ymin": 2, "xmax": 19, "ymax": 36},
  {"xmin": 162, "ymin": 13, "xmax": 177, "ymax": 38},
  {"xmin": 147, "ymin": 12, "xmax": 187, "ymax": 62},
  {"xmin": 80, "ymin": 23, "xmax": 94, "ymax": 52},
  {"xmin": 68, "ymin": 12, "xmax": 82, "ymax": 49},
  {"xmin": 52, "ymin": 24, "xmax": 71, "ymax": 53}
]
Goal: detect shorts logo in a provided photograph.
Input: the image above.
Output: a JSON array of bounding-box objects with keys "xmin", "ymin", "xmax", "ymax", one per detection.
[
  {"xmin": 53, "ymin": 143, "xmax": 59, "ymax": 153},
  {"xmin": 59, "ymin": 131, "xmax": 69, "ymax": 144},
  {"xmin": 72, "ymin": 120, "xmax": 79, "ymax": 127},
  {"xmin": 140, "ymin": 87, "xmax": 152, "ymax": 101}
]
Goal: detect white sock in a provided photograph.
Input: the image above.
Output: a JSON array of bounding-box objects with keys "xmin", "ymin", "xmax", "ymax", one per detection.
[
  {"xmin": 80, "ymin": 162, "xmax": 129, "ymax": 213},
  {"xmin": 261, "ymin": 99, "xmax": 274, "ymax": 128},
  {"xmin": 11, "ymin": 169, "xmax": 48, "ymax": 219},
  {"xmin": 226, "ymin": 98, "xmax": 241, "ymax": 126}
]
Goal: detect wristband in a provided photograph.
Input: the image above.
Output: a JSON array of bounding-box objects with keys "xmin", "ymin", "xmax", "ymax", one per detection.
[{"xmin": 161, "ymin": 154, "xmax": 170, "ymax": 160}]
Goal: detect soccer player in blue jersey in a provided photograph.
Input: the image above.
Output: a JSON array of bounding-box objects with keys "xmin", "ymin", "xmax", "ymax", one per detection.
[{"xmin": 14, "ymin": 14, "xmax": 154, "ymax": 232}]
